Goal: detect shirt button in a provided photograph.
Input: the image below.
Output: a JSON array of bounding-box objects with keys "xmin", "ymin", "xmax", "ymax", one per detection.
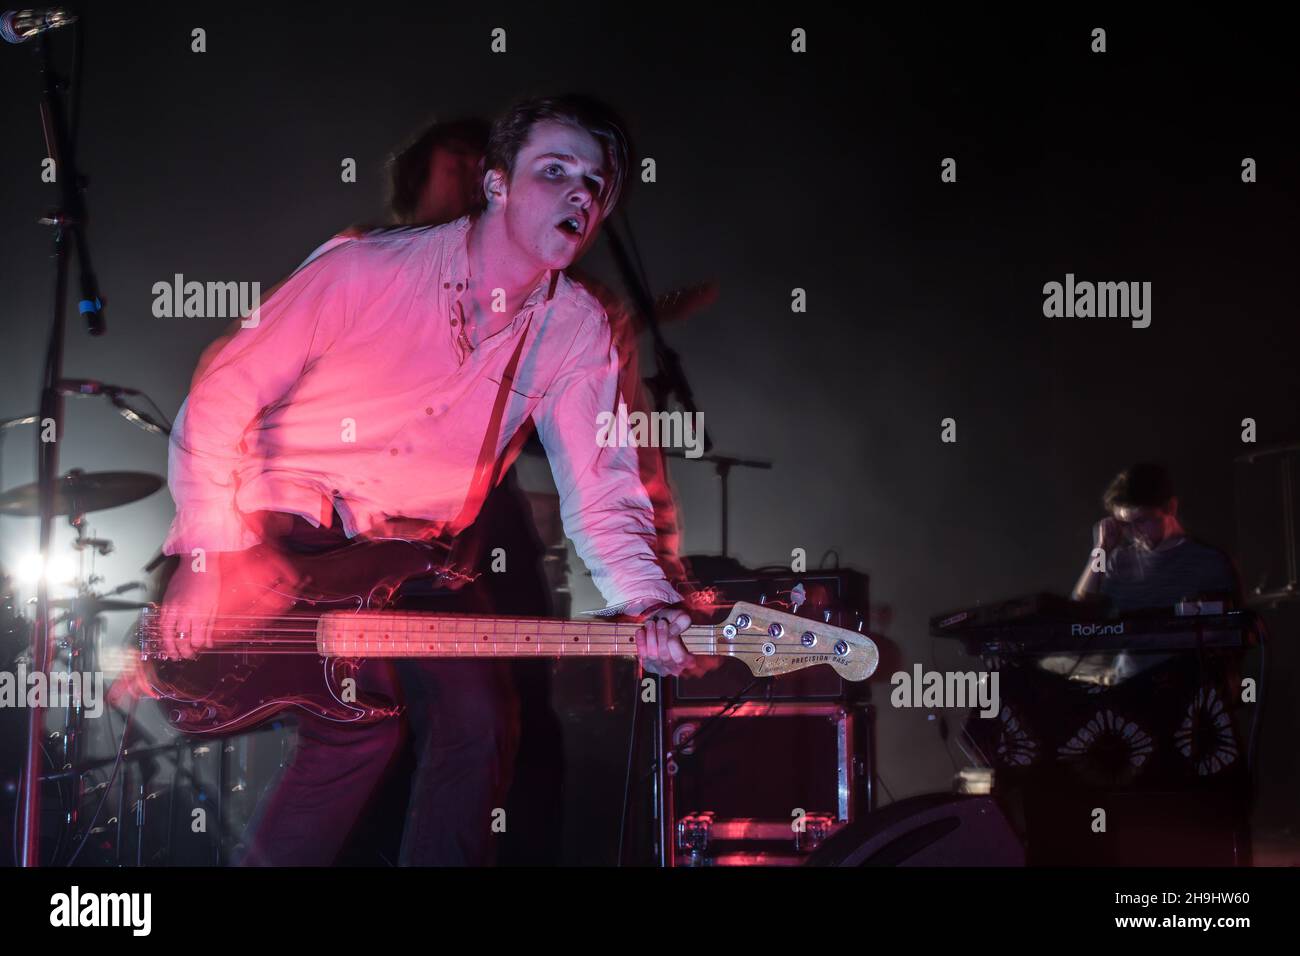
[
  {"xmin": 425, "ymin": 406, "xmax": 433, "ymax": 415},
  {"xmin": 455, "ymin": 282, "xmax": 463, "ymax": 291},
  {"xmin": 443, "ymin": 281, "xmax": 450, "ymax": 289},
  {"xmin": 450, "ymin": 318, "xmax": 459, "ymax": 327},
  {"xmin": 389, "ymin": 448, "xmax": 399, "ymax": 456}
]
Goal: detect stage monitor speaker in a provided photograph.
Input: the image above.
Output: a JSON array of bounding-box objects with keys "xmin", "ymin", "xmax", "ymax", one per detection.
[{"xmin": 805, "ymin": 793, "xmax": 1024, "ymax": 866}]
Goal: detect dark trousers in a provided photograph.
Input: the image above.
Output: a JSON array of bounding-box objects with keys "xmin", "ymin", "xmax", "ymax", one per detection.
[{"xmin": 238, "ymin": 511, "xmax": 520, "ymax": 866}]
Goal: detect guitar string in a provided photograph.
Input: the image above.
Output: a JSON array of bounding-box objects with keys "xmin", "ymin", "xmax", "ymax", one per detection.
[
  {"xmin": 136, "ymin": 625, "xmax": 846, "ymax": 645},
  {"xmin": 138, "ymin": 613, "xmax": 855, "ymax": 636},
  {"xmin": 138, "ymin": 636, "xmax": 820, "ymax": 649},
  {"xmin": 136, "ymin": 632, "xmax": 847, "ymax": 651},
  {"xmin": 139, "ymin": 647, "xmax": 845, "ymax": 658}
]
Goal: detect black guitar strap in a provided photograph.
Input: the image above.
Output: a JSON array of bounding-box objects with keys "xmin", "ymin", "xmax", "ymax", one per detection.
[{"xmin": 440, "ymin": 310, "xmax": 538, "ymax": 572}]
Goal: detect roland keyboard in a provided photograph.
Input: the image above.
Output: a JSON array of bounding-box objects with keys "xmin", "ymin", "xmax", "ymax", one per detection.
[{"xmin": 930, "ymin": 593, "xmax": 1255, "ymax": 656}]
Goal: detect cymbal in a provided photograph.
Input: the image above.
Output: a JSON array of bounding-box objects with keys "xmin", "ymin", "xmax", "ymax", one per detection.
[{"xmin": 0, "ymin": 469, "xmax": 163, "ymax": 517}]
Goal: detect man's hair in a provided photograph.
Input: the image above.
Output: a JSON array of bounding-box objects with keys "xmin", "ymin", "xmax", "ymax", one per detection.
[
  {"xmin": 1103, "ymin": 463, "xmax": 1176, "ymax": 512},
  {"xmin": 386, "ymin": 117, "xmax": 490, "ymax": 223},
  {"xmin": 484, "ymin": 94, "xmax": 632, "ymax": 217}
]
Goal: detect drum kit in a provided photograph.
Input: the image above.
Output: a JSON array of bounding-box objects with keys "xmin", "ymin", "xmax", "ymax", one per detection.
[{"xmin": 0, "ymin": 466, "xmax": 171, "ymax": 864}]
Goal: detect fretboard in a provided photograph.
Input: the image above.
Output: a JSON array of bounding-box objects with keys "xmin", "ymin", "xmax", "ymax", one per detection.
[{"xmin": 317, "ymin": 611, "xmax": 722, "ymax": 659}]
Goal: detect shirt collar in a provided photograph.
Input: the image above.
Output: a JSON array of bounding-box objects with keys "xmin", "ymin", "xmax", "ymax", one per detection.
[{"xmin": 442, "ymin": 214, "xmax": 559, "ymax": 310}]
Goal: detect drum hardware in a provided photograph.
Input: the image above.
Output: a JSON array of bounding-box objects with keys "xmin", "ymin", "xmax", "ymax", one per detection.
[{"xmin": 1, "ymin": 461, "xmax": 164, "ymax": 865}]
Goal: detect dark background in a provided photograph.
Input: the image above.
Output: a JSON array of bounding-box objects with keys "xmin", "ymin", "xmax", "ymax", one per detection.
[{"xmin": 1, "ymin": 6, "xmax": 1297, "ymax": 847}]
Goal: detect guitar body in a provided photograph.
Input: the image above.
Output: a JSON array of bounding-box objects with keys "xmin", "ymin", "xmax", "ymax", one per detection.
[{"xmin": 141, "ymin": 537, "xmax": 443, "ymax": 735}]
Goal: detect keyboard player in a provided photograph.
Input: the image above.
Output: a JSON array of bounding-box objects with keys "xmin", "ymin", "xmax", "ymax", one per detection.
[
  {"xmin": 1072, "ymin": 462, "xmax": 1239, "ymax": 611},
  {"xmin": 1059, "ymin": 462, "xmax": 1240, "ymax": 683}
]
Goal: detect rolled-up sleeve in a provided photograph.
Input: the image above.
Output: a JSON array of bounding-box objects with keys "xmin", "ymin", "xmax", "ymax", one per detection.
[
  {"xmin": 532, "ymin": 311, "xmax": 683, "ymax": 613},
  {"xmin": 162, "ymin": 251, "xmax": 353, "ymax": 556}
]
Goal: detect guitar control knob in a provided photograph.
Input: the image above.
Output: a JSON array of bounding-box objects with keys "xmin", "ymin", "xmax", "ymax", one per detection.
[
  {"xmin": 768, "ymin": 623, "xmax": 783, "ymax": 638},
  {"xmin": 734, "ymin": 614, "xmax": 751, "ymax": 629},
  {"xmin": 801, "ymin": 632, "xmax": 816, "ymax": 647},
  {"xmin": 834, "ymin": 640, "xmax": 849, "ymax": 656}
]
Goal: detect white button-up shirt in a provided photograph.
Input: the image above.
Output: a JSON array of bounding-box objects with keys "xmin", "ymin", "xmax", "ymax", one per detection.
[{"xmin": 164, "ymin": 216, "xmax": 682, "ymax": 612}]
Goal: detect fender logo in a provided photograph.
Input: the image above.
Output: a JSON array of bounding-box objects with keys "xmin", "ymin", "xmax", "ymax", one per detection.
[{"xmin": 754, "ymin": 655, "xmax": 847, "ymax": 672}]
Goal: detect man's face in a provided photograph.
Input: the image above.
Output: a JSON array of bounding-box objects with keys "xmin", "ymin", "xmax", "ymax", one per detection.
[
  {"xmin": 1111, "ymin": 504, "xmax": 1173, "ymax": 550},
  {"xmin": 494, "ymin": 119, "xmax": 610, "ymax": 270},
  {"xmin": 418, "ymin": 142, "xmax": 484, "ymax": 226}
]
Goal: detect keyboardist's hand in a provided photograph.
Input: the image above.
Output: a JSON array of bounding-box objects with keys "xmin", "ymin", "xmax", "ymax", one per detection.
[{"xmin": 1094, "ymin": 516, "xmax": 1125, "ymax": 553}]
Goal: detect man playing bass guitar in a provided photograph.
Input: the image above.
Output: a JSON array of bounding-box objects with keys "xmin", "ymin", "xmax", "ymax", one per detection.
[{"xmin": 158, "ymin": 95, "xmax": 695, "ymax": 865}]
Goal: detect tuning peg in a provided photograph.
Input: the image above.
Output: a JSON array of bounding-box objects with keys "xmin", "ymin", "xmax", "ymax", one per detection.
[{"xmin": 823, "ymin": 609, "xmax": 832, "ymax": 624}]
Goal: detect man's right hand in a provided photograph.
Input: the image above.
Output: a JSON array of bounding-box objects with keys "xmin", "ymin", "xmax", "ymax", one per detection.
[
  {"xmin": 1093, "ymin": 516, "xmax": 1126, "ymax": 553},
  {"xmin": 157, "ymin": 545, "xmax": 302, "ymax": 660},
  {"xmin": 158, "ymin": 561, "xmax": 222, "ymax": 660}
]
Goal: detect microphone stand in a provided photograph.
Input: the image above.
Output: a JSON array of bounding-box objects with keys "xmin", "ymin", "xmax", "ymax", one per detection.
[
  {"xmin": 603, "ymin": 213, "xmax": 713, "ymax": 455},
  {"xmin": 18, "ymin": 20, "xmax": 106, "ymax": 868},
  {"xmin": 661, "ymin": 450, "xmax": 772, "ymax": 559},
  {"xmin": 602, "ymin": 214, "xmax": 771, "ymax": 560}
]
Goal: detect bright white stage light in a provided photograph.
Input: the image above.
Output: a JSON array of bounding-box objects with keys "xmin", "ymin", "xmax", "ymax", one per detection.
[{"xmin": 15, "ymin": 552, "xmax": 77, "ymax": 586}]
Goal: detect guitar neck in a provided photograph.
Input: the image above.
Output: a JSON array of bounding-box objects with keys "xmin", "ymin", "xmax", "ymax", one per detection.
[
  {"xmin": 138, "ymin": 601, "xmax": 877, "ymax": 680},
  {"xmin": 318, "ymin": 611, "xmax": 721, "ymax": 660}
]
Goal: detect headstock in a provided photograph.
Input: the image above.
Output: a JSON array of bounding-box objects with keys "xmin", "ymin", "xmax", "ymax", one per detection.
[{"xmin": 714, "ymin": 601, "xmax": 879, "ymax": 681}]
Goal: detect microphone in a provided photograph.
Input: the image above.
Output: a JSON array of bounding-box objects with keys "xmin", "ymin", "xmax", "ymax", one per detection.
[
  {"xmin": 0, "ymin": 7, "xmax": 76, "ymax": 43},
  {"xmin": 57, "ymin": 378, "xmax": 141, "ymax": 397}
]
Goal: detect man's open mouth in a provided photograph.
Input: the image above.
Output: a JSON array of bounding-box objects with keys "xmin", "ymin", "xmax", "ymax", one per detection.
[{"xmin": 556, "ymin": 215, "xmax": 585, "ymax": 239}]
